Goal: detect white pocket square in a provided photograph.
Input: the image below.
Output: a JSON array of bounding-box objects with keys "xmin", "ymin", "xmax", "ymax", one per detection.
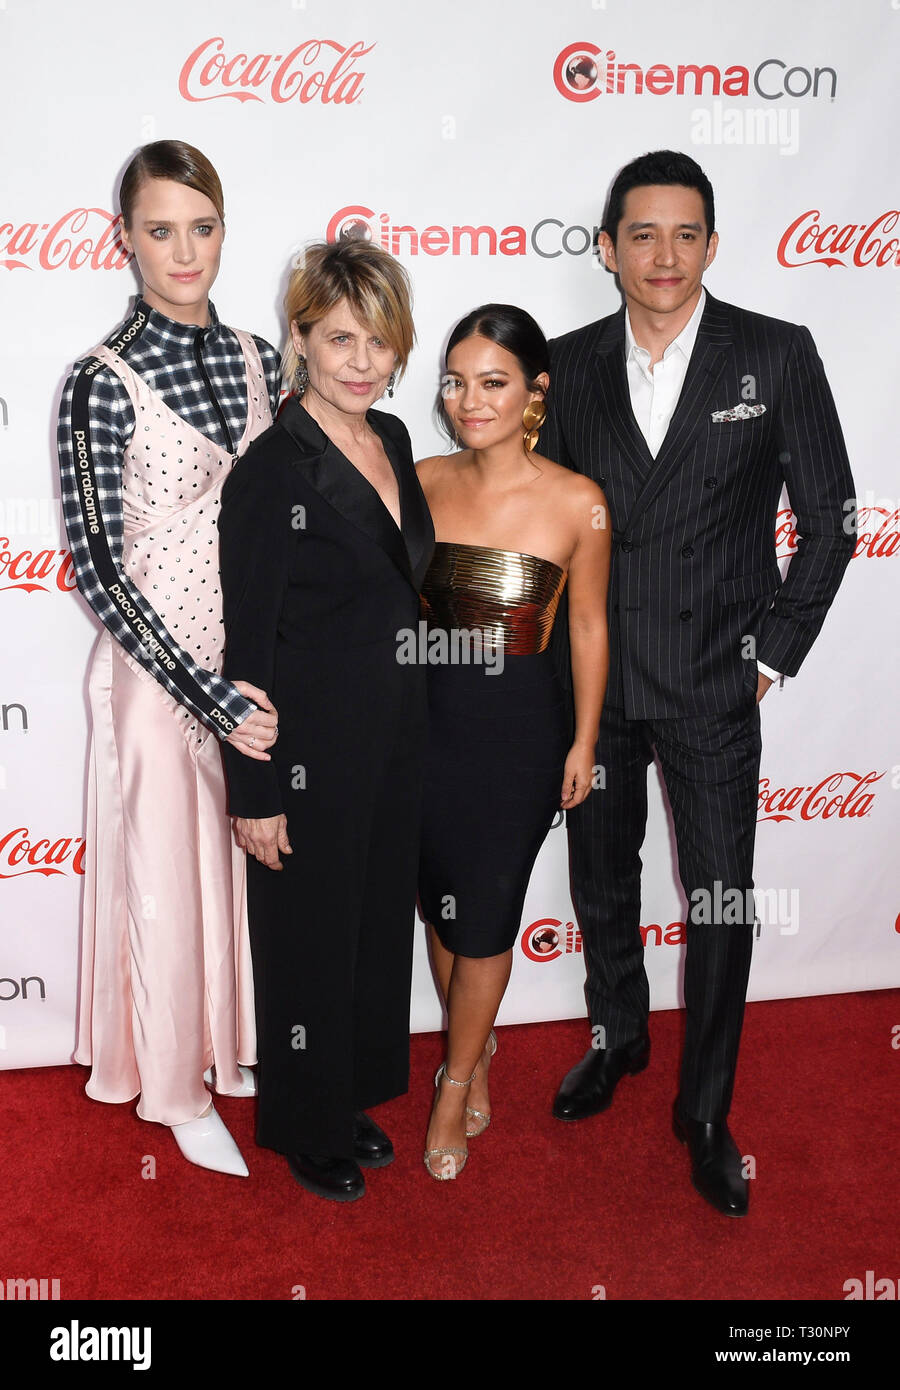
[{"xmin": 711, "ymin": 403, "xmax": 767, "ymax": 422}]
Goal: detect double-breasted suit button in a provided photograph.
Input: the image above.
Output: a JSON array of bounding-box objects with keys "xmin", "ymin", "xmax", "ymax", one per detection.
[
  {"xmin": 680, "ymin": 609, "xmax": 693, "ymax": 621},
  {"xmin": 598, "ymin": 475, "xmax": 607, "ymax": 487},
  {"xmin": 681, "ymin": 545, "xmax": 694, "ymax": 558},
  {"xmin": 704, "ymin": 476, "xmax": 717, "ymax": 489},
  {"xmin": 620, "ymin": 541, "xmax": 634, "ymax": 553}
]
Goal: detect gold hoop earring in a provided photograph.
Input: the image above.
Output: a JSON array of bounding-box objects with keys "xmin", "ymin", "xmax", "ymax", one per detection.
[{"xmin": 523, "ymin": 399, "xmax": 546, "ymax": 452}]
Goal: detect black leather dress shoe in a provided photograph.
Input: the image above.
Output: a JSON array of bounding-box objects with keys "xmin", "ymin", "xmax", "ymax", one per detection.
[
  {"xmin": 673, "ymin": 1101, "xmax": 749, "ymax": 1217},
  {"xmin": 287, "ymin": 1153, "xmax": 366, "ymax": 1202},
  {"xmin": 552, "ymin": 1034, "xmax": 650, "ymax": 1120},
  {"xmin": 352, "ymin": 1111, "xmax": 394, "ymax": 1168}
]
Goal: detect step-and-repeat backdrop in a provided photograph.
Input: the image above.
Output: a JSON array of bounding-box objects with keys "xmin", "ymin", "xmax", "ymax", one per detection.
[{"xmin": 1, "ymin": 0, "xmax": 897, "ymax": 1064}]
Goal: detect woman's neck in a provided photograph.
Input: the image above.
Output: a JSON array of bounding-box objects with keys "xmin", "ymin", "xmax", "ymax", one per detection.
[
  {"xmin": 463, "ymin": 437, "xmax": 540, "ymax": 489},
  {"xmin": 140, "ymin": 288, "xmax": 210, "ymax": 330},
  {"xmin": 302, "ymin": 391, "xmax": 372, "ymax": 447}
]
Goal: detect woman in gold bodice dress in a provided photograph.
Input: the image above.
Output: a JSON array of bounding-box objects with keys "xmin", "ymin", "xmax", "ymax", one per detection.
[{"xmin": 416, "ymin": 304, "xmax": 611, "ymax": 1180}]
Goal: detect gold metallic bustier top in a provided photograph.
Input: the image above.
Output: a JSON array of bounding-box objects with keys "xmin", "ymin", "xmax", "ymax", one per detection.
[{"xmin": 420, "ymin": 541, "xmax": 567, "ymax": 655}]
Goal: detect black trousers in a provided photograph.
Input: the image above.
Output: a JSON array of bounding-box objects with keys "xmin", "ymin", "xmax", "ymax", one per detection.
[
  {"xmin": 247, "ymin": 640, "xmax": 426, "ymax": 1159},
  {"xmin": 567, "ymin": 697, "xmax": 762, "ymax": 1122}
]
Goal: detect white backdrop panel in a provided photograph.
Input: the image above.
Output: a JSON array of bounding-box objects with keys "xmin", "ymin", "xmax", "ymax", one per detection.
[{"xmin": 1, "ymin": 0, "xmax": 897, "ymax": 1061}]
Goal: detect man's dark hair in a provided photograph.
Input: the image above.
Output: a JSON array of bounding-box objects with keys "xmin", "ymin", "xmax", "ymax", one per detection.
[{"xmin": 601, "ymin": 150, "xmax": 715, "ymax": 243}]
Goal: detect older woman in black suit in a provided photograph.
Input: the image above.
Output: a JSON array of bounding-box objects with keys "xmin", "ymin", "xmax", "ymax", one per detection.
[{"xmin": 218, "ymin": 240, "xmax": 433, "ymax": 1202}]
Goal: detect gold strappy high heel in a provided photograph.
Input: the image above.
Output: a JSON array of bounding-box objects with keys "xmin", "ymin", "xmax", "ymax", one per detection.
[
  {"xmin": 424, "ymin": 1063, "xmax": 476, "ymax": 1180},
  {"xmin": 466, "ymin": 1029, "xmax": 497, "ymax": 1138}
]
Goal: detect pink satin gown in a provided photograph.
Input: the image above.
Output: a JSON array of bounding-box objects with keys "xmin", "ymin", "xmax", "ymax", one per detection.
[{"xmin": 74, "ymin": 331, "xmax": 271, "ymax": 1124}]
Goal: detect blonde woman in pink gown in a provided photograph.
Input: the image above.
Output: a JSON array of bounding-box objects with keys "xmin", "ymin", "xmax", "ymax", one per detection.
[{"xmin": 57, "ymin": 141, "xmax": 281, "ymax": 1175}]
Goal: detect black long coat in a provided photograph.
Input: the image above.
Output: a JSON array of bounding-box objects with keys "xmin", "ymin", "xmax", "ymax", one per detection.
[{"xmin": 218, "ymin": 398, "xmax": 434, "ymax": 1158}]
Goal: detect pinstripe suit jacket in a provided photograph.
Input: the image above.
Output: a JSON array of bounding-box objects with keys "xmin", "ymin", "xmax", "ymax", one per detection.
[{"xmin": 542, "ymin": 291, "xmax": 855, "ymax": 719}]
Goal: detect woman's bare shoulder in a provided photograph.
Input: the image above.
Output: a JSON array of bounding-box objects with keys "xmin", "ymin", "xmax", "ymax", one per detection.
[
  {"xmin": 535, "ymin": 455, "xmax": 606, "ymax": 506},
  {"xmin": 416, "ymin": 452, "xmax": 460, "ymax": 488}
]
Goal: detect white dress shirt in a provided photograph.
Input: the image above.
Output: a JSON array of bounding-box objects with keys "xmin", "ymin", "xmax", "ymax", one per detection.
[{"xmin": 624, "ymin": 288, "xmax": 781, "ymax": 683}]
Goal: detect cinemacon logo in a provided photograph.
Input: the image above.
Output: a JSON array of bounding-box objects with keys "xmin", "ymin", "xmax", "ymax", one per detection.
[
  {"xmin": 178, "ymin": 36, "xmax": 372, "ymax": 104},
  {"xmin": 327, "ymin": 206, "xmax": 598, "ymax": 259},
  {"xmin": 554, "ymin": 41, "xmax": 837, "ymax": 102},
  {"xmin": 521, "ymin": 918, "xmax": 583, "ymax": 962},
  {"xmin": 522, "ymin": 918, "xmax": 686, "ymax": 960}
]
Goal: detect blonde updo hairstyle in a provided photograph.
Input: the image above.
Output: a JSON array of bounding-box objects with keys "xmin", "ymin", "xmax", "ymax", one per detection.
[{"xmin": 283, "ymin": 239, "xmax": 415, "ymax": 389}]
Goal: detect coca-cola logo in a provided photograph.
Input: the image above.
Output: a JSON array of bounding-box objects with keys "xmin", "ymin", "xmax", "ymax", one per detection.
[
  {"xmin": 775, "ymin": 507, "xmax": 899, "ymax": 560},
  {"xmin": 774, "ymin": 508, "xmax": 797, "ymax": 559},
  {"xmin": 0, "ymin": 540, "xmax": 77, "ymax": 594},
  {"xmin": 848, "ymin": 506, "xmax": 900, "ymax": 558},
  {"xmin": 0, "ymin": 210, "xmax": 130, "ymax": 272},
  {"xmin": 179, "ymin": 36, "xmax": 373, "ymax": 105},
  {"xmin": 758, "ymin": 770, "xmax": 883, "ymax": 824},
  {"xmin": 777, "ymin": 211, "xmax": 900, "ymax": 269},
  {"xmin": 0, "ymin": 828, "xmax": 85, "ymax": 879}
]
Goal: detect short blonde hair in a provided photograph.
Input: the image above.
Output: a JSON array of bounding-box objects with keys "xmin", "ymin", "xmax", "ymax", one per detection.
[{"xmin": 283, "ymin": 239, "xmax": 415, "ymax": 386}]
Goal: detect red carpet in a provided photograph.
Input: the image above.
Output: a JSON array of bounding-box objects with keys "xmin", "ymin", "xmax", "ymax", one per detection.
[{"xmin": 1, "ymin": 990, "xmax": 897, "ymax": 1302}]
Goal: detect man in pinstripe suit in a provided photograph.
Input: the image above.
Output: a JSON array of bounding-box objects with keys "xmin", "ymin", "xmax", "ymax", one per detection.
[{"xmin": 542, "ymin": 151, "xmax": 854, "ymax": 1216}]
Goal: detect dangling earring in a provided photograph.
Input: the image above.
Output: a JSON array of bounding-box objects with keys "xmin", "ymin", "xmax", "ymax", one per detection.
[
  {"xmin": 523, "ymin": 399, "xmax": 547, "ymax": 452},
  {"xmin": 294, "ymin": 356, "xmax": 309, "ymax": 397},
  {"xmin": 387, "ymin": 371, "xmax": 396, "ymax": 399}
]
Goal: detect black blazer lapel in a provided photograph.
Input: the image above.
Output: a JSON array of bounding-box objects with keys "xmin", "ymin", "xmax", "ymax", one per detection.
[
  {"xmin": 279, "ymin": 397, "xmax": 423, "ymax": 590},
  {"xmin": 593, "ymin": 308, "xmax": 656, "ymax": 481},
  {"xmin": 367, "ymin": 409, "xmax": 435, "ymax": 591},
  {"xmin": 625, "ymin": 292, "xmax": 734, "ymax": 525}
]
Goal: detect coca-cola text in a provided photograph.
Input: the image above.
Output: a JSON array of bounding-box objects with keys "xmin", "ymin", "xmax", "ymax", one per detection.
[
  {"xmin": 777, "ymin": 210, "xmax": 900, "ymax": 269},
  {"xmin": 179, "ymin": 37, "xmax": 373, "ymax": 105},
  {"xmin": 775, "ymin": 507, "xmax": 898, "ymax": 560},
  {"xmin": 758, "ymin": 770, "xmax": 883, "ymax": 824},
  {"xmin": 0, "ymin": 540, "xmax": 77, "ymax": 593},
  {"xmin": 0, "ymin": 828, "xmax": 85, "ymax": 878},
  {"xmin": 0, "ymin": 210, "xmax": 130, "ymax": 272}
]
